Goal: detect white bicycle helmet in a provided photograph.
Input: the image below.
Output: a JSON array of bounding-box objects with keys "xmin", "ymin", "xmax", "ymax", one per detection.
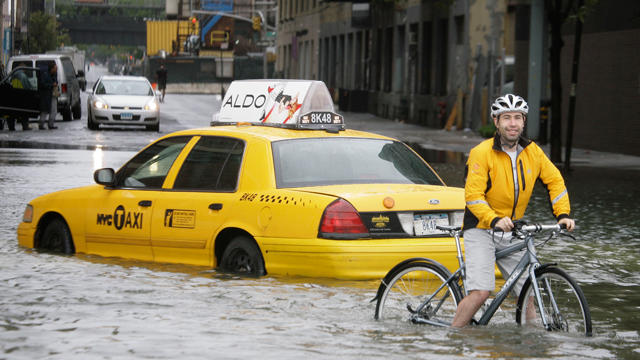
[{"xmin": 490, "ymin": 94, "xmax": 529, "ymax": 118}]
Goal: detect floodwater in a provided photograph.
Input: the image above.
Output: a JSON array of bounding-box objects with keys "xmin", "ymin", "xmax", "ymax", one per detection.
[{"xmin": 1, "ymin": 147, "xmax": 639, "ymax": 359}]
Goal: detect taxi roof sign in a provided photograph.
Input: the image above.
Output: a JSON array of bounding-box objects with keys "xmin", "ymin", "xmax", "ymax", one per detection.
[{"xmin": 212, "ymin": 80, "xmax": 345, "ymax": 131}]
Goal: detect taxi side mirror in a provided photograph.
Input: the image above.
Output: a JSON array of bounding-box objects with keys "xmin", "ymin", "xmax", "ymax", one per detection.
[{"xmin": 94, "ymin": 168, "xmax": 115, "ymax": 186}]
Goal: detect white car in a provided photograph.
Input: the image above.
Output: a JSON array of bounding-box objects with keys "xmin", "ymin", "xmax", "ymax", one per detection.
[
  {"xmin": 87, "ymin": 75, "xmax": 160, "ymax": 131},
  {"xmin": 8, "ymin": 54, "xmax": 83, "ymax": 121}
]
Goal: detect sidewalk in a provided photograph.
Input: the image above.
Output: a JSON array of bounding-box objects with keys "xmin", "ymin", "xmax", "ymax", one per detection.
[{"xmin": 343, "ymin": 111, "xmax": 640, "ymax": 171}]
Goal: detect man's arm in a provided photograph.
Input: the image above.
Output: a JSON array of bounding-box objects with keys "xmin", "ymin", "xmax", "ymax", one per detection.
[
  {"xmin": 537, "ymin": 146, "xmax": 574, "ymax": 230},
  {"xmin": 465, "ymin": 147, "xmax": 501, "ymax": 229}
]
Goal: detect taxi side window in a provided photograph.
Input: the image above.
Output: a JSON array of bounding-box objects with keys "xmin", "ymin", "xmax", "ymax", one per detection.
[
  {"xmin": 173, "ymin": 136, "xmax": 244, "ymax": 191},
  {"xmin": 116, "ymin": 136, "xmax": 191, "ymax": 189}
]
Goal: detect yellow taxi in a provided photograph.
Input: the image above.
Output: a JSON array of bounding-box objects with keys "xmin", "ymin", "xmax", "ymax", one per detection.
[{"xmin": 17, "ymin": 80, "xmax": 465, "ymax": 280}]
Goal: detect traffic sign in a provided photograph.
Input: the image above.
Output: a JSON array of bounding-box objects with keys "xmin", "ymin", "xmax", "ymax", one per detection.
[{"xmin": 256, "ymin": 40, "xmax": 274, "ymax": 47}]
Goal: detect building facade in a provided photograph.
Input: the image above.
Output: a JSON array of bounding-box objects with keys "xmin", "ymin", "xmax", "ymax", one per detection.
[
  {"xmin": 277, "ymin": 0, "xmax": 639, "ymax": 156},
  {"xmin": 276, "ymin": 0, "xmax": 515, "ymax": 129}
]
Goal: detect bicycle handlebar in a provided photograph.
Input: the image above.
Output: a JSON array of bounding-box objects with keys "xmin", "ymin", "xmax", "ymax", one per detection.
[
  {"xmin": 520, "ymin": 223, "xmax": 564, "ymax": 232},
  {"xmin": 435, "ymin": 223, "xmax": 566, "ymax": 237}
]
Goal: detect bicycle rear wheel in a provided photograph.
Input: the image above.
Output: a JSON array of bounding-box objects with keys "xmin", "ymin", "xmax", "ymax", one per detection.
[
  {"xmin": 516, "ymin": 266, "xmax": 592, "ymax": 336},
  {"xmin": 375, "ymin": 262, "xmax": 462, "ymax": 326}
]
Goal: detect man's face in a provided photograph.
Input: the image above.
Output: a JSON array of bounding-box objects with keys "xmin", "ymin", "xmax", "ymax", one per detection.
[{"xmin": 493, "ymin": 111, "xmax": 525, "ymax": 144}]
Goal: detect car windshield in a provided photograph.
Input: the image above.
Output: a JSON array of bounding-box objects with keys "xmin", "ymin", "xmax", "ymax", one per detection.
[
  {"xmin": 272, "ymin": 138, "xmax": 443, "ymax": 188},
  {"xmin": 96, "ymin": 79, "xmax": 153, "ymax": 96}
]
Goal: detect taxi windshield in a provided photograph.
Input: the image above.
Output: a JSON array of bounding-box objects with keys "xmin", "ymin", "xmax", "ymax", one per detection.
[{"xmin": 272, "ymin": 138, "xmax": 443, "ymax": 188}]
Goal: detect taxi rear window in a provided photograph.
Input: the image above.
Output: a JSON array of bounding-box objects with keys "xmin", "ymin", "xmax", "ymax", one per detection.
[{"xmin": 272, "ymin": 138, "xmax": 443, "ymax": 188}]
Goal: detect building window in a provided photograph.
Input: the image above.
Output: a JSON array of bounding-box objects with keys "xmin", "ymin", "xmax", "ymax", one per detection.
[
  {"xmin": 455, "ymin": 15, "xmax": 464, "ymax": 45},
  {"xmin": 384, "ymin": 27, "xmax": 393, "ymax": 92},
  {"xmin": 421, "ymin": 21, "xmax": 432, "ymax": 94},
  {"xmin": 435, "ymin": 18, "xmax": 448, "ymax": 95}
]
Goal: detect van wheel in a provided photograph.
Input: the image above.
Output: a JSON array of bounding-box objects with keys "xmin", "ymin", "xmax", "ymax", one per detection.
[
  {"xmin": 40, "ymin": 218, "xmax": 75, "ymax": 255},
  {"xmin": 72, "ymin": 101, "xmax": 81, "ymax": 120},
  {"xmin": 220, "ymin": 236, "xmax": 265, "ymax": 276},
  {"xmin": 62, "ymin": 104, "xmax": 72, "ymax": 121}
]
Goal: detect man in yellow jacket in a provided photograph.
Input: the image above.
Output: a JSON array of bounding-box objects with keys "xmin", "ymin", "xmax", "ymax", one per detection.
[{"xmin": 451, "ymin": 94, "xmax": 575, "ymax": 328}]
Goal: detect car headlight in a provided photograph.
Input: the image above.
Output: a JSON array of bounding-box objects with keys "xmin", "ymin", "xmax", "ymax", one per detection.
[
  {"xmin": 22, "ymin": 204, "xmax": 33, "ymax": 223},
  {"xmin": 144, "ymin": 100, "xmax": 158, "ymax": 111},
  {"xmin": 93, "ymin": 99, "xmax": 108, "ymax": 109}
]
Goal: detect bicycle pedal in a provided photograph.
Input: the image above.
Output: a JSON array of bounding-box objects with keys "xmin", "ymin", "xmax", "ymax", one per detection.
[{"xmin": 411, "ymin": 315, "xmax": 450, "ymax": 327}]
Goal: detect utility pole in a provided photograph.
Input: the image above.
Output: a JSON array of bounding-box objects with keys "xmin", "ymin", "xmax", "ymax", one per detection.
[
  {"xmin": 526, "ymin": 0, "xmax": 544, "ymax": 140},
  {"xmin": 564, "ymin": 0, "xmax": 584, "ymax": 172},
  {"xmin": 261, "ymin": 13, "xmax": 267, "ymax": 78},
  {"xmin": 10, "ymin": 0, "xmax": 15, "ymax": 56}
]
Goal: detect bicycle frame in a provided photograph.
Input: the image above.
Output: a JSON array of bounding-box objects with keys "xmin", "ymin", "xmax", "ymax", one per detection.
[
  {"xmin": 476, "ymin": 235, "xmax": 540, "ymax": 325},
  {"xmin": 415, "ymin": 226, "xmax": 561, "ymax": 329}
]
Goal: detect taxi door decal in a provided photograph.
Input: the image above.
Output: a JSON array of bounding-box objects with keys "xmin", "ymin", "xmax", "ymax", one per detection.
[
  {"xmin": 96, "ymin": 205, "xmax": 143, "ymax": 230},
  {"xmin": 164, "ymin": 209, "xmax": 196, "ymax": 228}
]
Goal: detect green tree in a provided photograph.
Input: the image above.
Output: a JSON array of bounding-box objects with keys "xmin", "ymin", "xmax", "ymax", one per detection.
[
  {"xmin": 26, "ymin": 12, "xmax": 57, "ymax": 53},
  {"xmin": 26, "ymin": 12, "xmax": 70, "ymax": 53}
]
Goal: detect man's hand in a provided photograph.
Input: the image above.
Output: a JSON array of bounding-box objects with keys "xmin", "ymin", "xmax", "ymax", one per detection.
[
  {"xmin": 558, "ymin": 218, "xmax": 575, "ymax": 232},
  {"xmin": 494, "ymin": 217, "xmax": 514, "ymax": 232}
]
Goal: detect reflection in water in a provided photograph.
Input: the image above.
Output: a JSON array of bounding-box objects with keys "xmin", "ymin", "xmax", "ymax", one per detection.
[
  {"xmin": 93, "ymin": 145, "xmax": 104, "ymax": 170},
  {"xmin": 407, "ymin": 143, "xmax": 467, "ymax": 165}
]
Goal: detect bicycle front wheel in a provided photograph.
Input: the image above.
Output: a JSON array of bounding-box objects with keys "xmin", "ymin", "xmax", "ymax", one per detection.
[
  {"xmin": 375, "ymin": 262, "xmax": 462, "ymax": 326},
  {"xmin": 516, "ymin": 266, "xmax": 592, "ymax": 336}
]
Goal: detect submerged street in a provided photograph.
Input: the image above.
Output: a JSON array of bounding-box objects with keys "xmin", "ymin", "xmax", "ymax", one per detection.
[{"xmin": 0, "ymin": 67, "xmax": 639, "ymax": 359}]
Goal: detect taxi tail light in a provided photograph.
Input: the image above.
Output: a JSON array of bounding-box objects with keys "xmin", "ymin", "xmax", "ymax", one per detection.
[
  {"xmin": 61, "ymin": 83, "xmax": 68, "ymax": 94},
  {"xmin": 318, "ymin": 199, "xmax": 369, "ymax": 239}
]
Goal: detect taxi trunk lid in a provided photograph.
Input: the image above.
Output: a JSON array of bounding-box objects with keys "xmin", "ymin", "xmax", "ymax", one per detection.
[{"xmin": 293, "ymin": 183, "xmax": 465, "ymax": 238}]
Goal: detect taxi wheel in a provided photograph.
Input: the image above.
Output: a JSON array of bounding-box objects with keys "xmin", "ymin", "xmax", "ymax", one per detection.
[
  {"xmin": 220, "ymin": 236, "xmax": 265, "ymax": 276},
  {"xmin": 40, "ymin": 218, "xmax": 74, "ymax": 255}
]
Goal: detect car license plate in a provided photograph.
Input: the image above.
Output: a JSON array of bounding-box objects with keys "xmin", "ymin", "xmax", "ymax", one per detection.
[
  {"xmin": 120, "ymin": 112, "xmax": 133, "ymax": 120},
  {"xmin": 413, "ymin": 213, "xmax": 449, "ymax": 235}
]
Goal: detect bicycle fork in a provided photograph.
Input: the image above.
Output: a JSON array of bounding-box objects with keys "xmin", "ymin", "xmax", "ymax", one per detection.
[{"xmin": 529, "ymin": 264, "xmax": 564, "ymax": 331}]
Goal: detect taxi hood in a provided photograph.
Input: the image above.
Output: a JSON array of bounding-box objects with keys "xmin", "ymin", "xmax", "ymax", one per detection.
[{"xmin": 290, "ymin": 183, "xmax": 464, "ymax": 212}]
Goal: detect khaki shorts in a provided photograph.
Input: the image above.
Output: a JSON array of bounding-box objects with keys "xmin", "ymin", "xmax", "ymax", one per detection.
[{"xmin": 463, "ymin": 228, "xmax": 533, "ymax": 295}]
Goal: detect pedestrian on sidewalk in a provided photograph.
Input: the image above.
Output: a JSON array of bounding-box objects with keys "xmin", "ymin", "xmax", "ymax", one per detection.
[
  {"xmin": 156, "ymin": 63, "xmax": 167, "ymax": 103},
  {"xmin": 49, "ymin": 64, "xmax": 59, "ymax": 128},
  {"xmin": 38, "ymin": 62, "xmax": 58, "ymax": 130}
]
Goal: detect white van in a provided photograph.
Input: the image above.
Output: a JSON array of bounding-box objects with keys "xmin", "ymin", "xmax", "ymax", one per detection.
[{"xmin": 7, "ymin": 54, "xmax": 82, "ymax": 121}]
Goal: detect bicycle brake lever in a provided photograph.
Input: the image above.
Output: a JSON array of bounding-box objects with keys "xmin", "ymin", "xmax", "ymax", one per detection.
[{"xmin": 559, "ymin": 231, "xmax": 577, "ymax": 240}]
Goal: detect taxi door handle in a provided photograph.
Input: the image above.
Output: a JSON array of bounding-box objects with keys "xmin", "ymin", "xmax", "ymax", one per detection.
[
  {"xmin": 209, "ymin": 203, "xmax": 223, "ymax": 211},
  {"xmin": 138, "ymin": 200, "xmax": 152, "ymax": 207}
]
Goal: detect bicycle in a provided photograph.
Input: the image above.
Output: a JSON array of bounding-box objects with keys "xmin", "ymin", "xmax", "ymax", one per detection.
[{"xmin": 373, "ymin": 222, "xmax": 592, "ymax": 336}]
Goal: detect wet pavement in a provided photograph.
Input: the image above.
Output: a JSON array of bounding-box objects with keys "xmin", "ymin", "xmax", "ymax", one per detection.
[{"xmin": 1, "ymin": 146, "xmax": 638, "ymax": 359}]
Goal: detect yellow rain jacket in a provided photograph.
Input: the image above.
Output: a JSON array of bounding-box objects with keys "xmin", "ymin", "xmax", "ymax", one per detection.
[{"xmin": 463, "ymin": 134, "xmax": 570, "ymax": 230}]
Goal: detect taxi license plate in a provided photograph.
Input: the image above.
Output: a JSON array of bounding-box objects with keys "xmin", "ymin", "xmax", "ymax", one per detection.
[
  {"xmin": 413, "ymin": 213, "xmax": 449, "ymax": 236},
  {"xmin": 120, "ymin": 112, "xmax": 133, "ymax": 120}
]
